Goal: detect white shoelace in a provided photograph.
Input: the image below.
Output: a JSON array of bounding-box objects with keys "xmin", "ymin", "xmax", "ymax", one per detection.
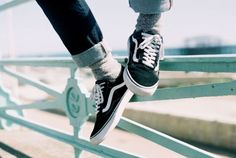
[
  {"xmin": 139, "ymin": 33, "xmax": 161, "ymax": 71},
  {"xmin": 91, "ymin": 82, "xmax": 105, "ymax": 114}
]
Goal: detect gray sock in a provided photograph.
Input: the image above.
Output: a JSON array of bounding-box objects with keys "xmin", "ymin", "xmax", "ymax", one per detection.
[
  {"xmin": 89, "ymin": 46, "xmax": 121, "ymax": 82},
  {"xmin": 135, "ymin": 13, "xmax": 161, "ymax": 33}
]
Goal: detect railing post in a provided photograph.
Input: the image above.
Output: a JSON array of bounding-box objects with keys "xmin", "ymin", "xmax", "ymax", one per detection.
[
  {"xmin": 63, "ymin": 67, "xmax": 92, "ymax": 128},
  {"xmin": 73, "ymin": 127, "xmax": 83, "ymax": 158},
  {"xmin": 63, "ymin": 67, "xmax": 94, "ymax": 158}
]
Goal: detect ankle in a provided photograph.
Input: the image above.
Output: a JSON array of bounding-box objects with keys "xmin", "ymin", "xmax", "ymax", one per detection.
[
  {"xmin": 90, "ymin": 49, "xmax": 121, "ymax": 82},
  {"xmin": 135, "ymin": 13, "xmax": 162, "ymax": 34}
]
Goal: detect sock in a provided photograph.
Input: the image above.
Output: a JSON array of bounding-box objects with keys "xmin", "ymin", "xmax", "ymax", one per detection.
[
  {"xmin": 135, "ymin": 13, "xmax": 161, "ymax": 34},
  {"xmin": 89, "ymin": 47, "xmax": 121, "ymax": 82}
]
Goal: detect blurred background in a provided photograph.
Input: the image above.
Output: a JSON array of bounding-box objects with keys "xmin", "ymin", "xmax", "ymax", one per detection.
[
  {"xmin": 0, "ymin": 0, "xmax": 236, "ymax": 57},
  {"xmin": 1, "ymin": 0, "xmax": 236, "ymax": 158}
]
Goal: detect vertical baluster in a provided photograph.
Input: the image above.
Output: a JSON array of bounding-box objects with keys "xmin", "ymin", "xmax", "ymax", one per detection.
[{"xmin": 73, "ymin": 127, "xmax": 83, "ymax": 158}]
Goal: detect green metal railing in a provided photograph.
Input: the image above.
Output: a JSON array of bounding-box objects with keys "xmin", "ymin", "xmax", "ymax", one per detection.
[{"xmin": 2, "ymin": 55, "xmax": 236, "ymax": 157}]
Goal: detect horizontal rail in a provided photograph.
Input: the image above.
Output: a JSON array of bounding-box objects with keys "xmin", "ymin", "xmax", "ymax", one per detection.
[
  {"xmin": 161, "ymin": 55, "xmax": 236, "ymax": 72},
  {"xmin": 0, "ymin": 112, "xmax": 140, "ymax": 158},
  {"xmin": 1, "ymin": 54, "xmax": 236, "ymax": 65},
  {"xmin": 1, "ymin": 55, "xmax": 236, "ymax": 73},
  {"xmin": 119, "ymin": 118, "xmax": 216, "ymax": 158},
  {"xmin": 131, "ymin": 80, "xmax": 236, "ymax": 102},
  {"xmin": 1, "ymin": 67, "xmax": 61, "ymax": 98},
  {"xmin": 0, "ymin": 100, "xmax": 63, "ymax": 111},
  {"xmin": 0, "ymin": 57, "xmax": 77, "ymax": 68},
  {"xmin": 0, "ymin": 0, "xmax": 31, "ymax": 12},
  {"xmin": 118, "ymin": 54, "xmax": 236, "ymax": 63},
  {"xmin": 164, "ymin": 54, "xmax": 236, "ymax": 62}
]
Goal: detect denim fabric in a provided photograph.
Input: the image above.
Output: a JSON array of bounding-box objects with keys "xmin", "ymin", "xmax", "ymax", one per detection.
[
  {"xmin": 129, "ymin": 0, "xmax": 172, "ymax": 14},
  {"xmin": 36, "ymin": 0, "xmax": 171, "ymax": 67},
  {"xmin": 36, "ymin": 0, "xmax": 103, "ymax": 56}
]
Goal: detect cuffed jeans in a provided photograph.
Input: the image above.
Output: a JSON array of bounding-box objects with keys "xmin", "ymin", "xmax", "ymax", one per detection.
[{"xmin": 36, "ymin": 0, "xmax": 172, "ymax": 67}]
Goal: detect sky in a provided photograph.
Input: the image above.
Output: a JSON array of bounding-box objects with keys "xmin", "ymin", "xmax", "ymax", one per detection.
[{"xmin": 0, "ymin": 0, "xmax": 236, "ymax": 56}]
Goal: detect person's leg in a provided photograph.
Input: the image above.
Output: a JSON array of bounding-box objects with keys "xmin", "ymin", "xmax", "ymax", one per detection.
[
  {"xmin": 132, "ymin": 0, "xmax": 172, "ymax": 34},
  {"xmin": 123, "ymin": 0, "xmax": 172, "ymax": 96},
  {"xmin": 36, "ymin": 0, "xmax": 121, "ymax": 81},
  {"xmin": 36, "ymin": 0, "xmax": 132, "ymax": 145}
]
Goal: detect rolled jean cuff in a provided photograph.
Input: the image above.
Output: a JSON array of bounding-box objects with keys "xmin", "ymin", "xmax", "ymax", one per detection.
[
  {"xmin": 72, "ymin": 41, "xmax": 109, "ymax": 67},
  {"xmin": 129, "ymin": 0, "xmax": 172, "ymax": 14}
]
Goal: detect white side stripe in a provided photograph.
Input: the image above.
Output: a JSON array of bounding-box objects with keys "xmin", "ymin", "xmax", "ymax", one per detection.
[{"xmin": 102, "ymin": 82, "xmax": 125, "ymax": 113}]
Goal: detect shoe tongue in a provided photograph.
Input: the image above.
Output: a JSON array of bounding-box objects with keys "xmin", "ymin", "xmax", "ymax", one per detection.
[{"xmin": 134, "ymin": 30, "xmax": 158, "ymax": 46}]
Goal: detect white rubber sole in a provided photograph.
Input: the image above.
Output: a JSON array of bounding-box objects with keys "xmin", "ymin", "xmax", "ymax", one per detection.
[
  {"xmin": 90, "ymin": 89, "xmax": 133, "ymax": 145},
  {"xmin": 123, "ymin": 67, "xmax": 158, "ymax": 96}
]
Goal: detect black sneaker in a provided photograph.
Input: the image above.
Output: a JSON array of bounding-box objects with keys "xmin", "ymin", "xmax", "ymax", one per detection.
[
  {"xmin": 90, "ymin": 67, "xmax": 133, "ymax": 145},
  {"xmin": 123, "ymin": 30, "xmax": 164, "ymax": 96}
]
